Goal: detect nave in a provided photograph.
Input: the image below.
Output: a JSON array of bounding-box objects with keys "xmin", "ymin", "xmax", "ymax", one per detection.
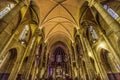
[{"xmin": 0, "ymin": 0, "xmax": 120, "ymax": 80}]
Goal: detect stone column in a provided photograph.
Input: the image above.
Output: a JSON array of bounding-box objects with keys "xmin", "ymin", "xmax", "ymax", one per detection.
[
  {"xmin": 23, "ymin": 30, "xmax": 41, "ymax": 80},
  {"xmin": 37, "ymin": 43, "xmax": 46, "ymax": 79},
  {"xmin": 24, "ymin": 43, "xmax": 37, "ymax": 80},
  {"xmin": 0, "ymin": 2, "xmax": 29, "ymax": 59},
  {"xmin": 40, "ymin": 48, "xmax": 48, "ymax": 79},
  {"xmin": 68, "ymin": 46, "xmax": 74, "ymax": 78},
  {"xmin": 78, "ymin": 31, "xmax": 95, "ymax": 80},
  {"xmin": 85, "ymin": 35, "xmax": 109, "ymax": 80},
  {"xmin": 8, "ymin": 37, "xmax": 35, "ymax": 80},
  {"xmin": 8, "ymin": 29, "xmax": 41, "ymax": 80},
  {"xmin": 87, "ymin": 0, "xmax": 120, "ymax": 37},
  {"xmin": 0, "ymin": 52, "xmax": 11, "ymax": 72},
  {"xmin": 79, "ymin": 59, "xmax": 84, "ymax": 80},
  {"xmin": 81, "ymin": 60, "xmax": 86, "ymax": 80},
  {"xmin": 89, "ymin": 5, "xmax": 120, "ymax": 69},
  {"xmin": 72, "ymin": 43, "xmax": 79, "ymax": 69},
  {"xmin": 31, "ymin": 64, "xmax": 37, "ymax": 80},
  {"xmin": 72, "ymin": 43, "xmax": 80, "ymax": 79},
  {"xmin": 44, "ymin": 50, "xmax": 49, "ymax": 78},
  {"xmin": 0, "ymin": 0, "xmax": 29, "ymax": 33}
]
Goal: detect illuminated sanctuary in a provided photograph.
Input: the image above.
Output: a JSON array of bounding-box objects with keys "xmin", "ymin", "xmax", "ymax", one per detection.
[{"xmin": 0, "ymin": 0, "xmax": 120, "ymax": 80}]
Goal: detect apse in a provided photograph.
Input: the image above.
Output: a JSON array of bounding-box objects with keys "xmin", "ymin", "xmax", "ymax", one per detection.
[{"xmin": 46, "ymin": 41, "xmax": 72, "ymax": 79}]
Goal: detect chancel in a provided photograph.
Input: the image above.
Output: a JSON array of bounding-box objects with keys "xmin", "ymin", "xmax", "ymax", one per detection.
[{"xmin": 0, "ymin": 0, "xmax": 120, "ymax": 80}]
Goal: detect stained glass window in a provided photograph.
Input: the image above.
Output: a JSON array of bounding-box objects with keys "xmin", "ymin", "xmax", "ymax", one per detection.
[
  {"xmin": 103, "ymin": 5, "xmax": 119, "ymax": 19},
  {"xmin": 0, "ymin": 3, "xmax": 15, "ymax": 19}
]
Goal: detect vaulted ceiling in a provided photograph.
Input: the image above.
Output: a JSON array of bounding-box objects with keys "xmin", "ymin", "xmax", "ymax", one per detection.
[{"xmin": 34, "ymin": 0, "xmax": 85, "ymax": 44}]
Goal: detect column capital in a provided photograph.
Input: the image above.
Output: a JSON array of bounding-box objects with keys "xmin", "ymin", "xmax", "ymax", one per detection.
[{"xmin": 77, "ymin": 29, "xmax": 82, "ymax": 34}]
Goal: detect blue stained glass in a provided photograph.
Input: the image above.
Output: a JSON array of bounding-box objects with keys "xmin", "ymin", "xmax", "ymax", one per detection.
[
  {"xmin": 103, "ymin": 5, "xmax": 119, "ymax": 19},
  {"xmin": 107, "ymin": 8, "xmax": 119, "ymax": 19}
]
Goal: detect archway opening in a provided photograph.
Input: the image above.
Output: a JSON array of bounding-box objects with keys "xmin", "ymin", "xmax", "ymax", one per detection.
[
  {"xmin": 100, "ymin": 49, "xmax": 120, "ymax": 80},
  {"xmin": 0, "ymin": 48, "xmax": 17, "ymax": 80}
]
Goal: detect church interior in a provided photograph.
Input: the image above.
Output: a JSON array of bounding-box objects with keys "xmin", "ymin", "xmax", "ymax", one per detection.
[{"xmin": 0, "ymin": 0, "xmax": 120, "ymax": 80}]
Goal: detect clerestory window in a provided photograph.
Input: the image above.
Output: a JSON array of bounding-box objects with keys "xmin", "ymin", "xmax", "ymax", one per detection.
[
  {"xmin": 0, "ymin": 3, "xmax": 15, "ymax": 19},
  {"xmin": 103, "ymin": 5, "xmax": 119, "ymax": 19}
]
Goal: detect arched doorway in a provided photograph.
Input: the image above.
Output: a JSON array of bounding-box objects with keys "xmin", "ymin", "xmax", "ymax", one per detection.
[
  {"xmin": 0, "ymin": 48, "xmax": 17, "ymax": 80},
  {"xmin": 100, "ymin": 49, "xmax": 120, "ymax": 80}
]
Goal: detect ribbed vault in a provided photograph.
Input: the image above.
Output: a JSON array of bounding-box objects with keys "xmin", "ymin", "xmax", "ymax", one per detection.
[
  {"xmin": 34, "ymin": 0, "xmax": 83, "ymax": 44},
  {"xmin": 0, "ymin": 0, "xmax": 120, "ymax": 80}
]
